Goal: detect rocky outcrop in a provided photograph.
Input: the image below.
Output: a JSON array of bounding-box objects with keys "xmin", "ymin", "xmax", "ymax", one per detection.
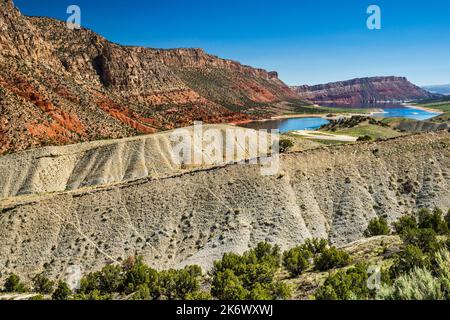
[
  {"xmin": 0, "ymin": 130, "xmax": 448, "ymax": 279},
  {"xmin": 0, "ymin": 1, "xmax": 301, "ymax": 156},
  {"xmin": 292, "ymin": 77, "xmax": 435, "ymax": 105}
]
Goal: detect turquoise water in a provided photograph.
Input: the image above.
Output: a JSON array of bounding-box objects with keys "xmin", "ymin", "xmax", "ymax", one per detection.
[
  {"xmin": 240, "ymin": 117, "xmax": 330, "ymax": 133},
  {"xmin": 239, "ymin": 106, "xmax": 440, "ymax": 133},
  {"xmin": 372, "ymin": 107, "xmax": 440, "ymax": 121}
]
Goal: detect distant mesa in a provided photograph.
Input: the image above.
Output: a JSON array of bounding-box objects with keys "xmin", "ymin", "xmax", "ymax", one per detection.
[{"xmin": 291, "ymin": 76, "xmax": 436, "ymax": 105}]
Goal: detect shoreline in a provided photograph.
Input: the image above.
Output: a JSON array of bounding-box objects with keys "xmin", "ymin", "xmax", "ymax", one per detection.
[
  {"xmin": 230, "ymin": 110, "xmax": 382, "ymax": 126},
  {"xmin": 230, "ymin": 104, "xmax": 442, "ymax": 126},
  {"xmin": 401, "ymin": 103, "xmax": 444, "ymax": 114}
]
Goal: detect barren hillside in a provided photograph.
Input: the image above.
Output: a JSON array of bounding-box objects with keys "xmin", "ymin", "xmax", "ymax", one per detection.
[
  {"xmin": 0, "ymin": 124, "xmax": 274, "ymax": 199},
  {"xmin": 0, "ymin": 130, "xmax": 448, "ymax": 280}
]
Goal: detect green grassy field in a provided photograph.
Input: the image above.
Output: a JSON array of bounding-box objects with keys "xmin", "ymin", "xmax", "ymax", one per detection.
[
  {"xmin": 414, "ymin": 97, "xmax": 450, "ymax": 122},
  {"xmin": 331, "ymin": 124, "xmax": 404, "ymax": 140},
  {"xmin": 417, "ymin": 102, "xmax": 450, "ymax": 112}
]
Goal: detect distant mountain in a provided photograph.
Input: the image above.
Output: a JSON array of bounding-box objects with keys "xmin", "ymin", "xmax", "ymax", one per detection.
[
  {"xmin": 422, "ymin": 85, "xmax": 450, "ymax": 95},
  {"xmin": 0, "ymin": 0, "xmax": 301, "ymax": 155},
  {"xmin": 291, "ymin": 77, "xmax": 435, "ymax": 105}
]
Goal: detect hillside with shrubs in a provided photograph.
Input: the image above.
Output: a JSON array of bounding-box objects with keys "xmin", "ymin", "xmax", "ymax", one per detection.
[{"xmin": 1, "ymin": 207, "xmax": 449, "ymax": 300}]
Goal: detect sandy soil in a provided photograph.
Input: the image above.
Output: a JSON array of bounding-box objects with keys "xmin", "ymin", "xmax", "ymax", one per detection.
[{"xmin": 292, "ymin": 130, "xmax": 358, "ymax": 142}]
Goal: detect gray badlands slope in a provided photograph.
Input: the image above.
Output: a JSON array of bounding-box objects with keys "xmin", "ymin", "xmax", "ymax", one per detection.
[
  {"xmin": 0, "ymin": 129, "xmax": 449, "ymax": 281},
  {"xmin": 0, "ymin": 125, "xmax": 271, "ymax": 199}
]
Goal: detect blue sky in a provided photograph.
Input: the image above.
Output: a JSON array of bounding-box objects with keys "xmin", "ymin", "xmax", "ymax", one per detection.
[{"xmin": 15, "ymin": 0, "xmax": 450, "ymax": 86}]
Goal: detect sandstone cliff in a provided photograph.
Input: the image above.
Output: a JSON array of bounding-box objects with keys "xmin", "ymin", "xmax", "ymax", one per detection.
[
  {"xmin": 292, "ymin": 77, "xmax": 435, "ymax": 105},
  {"xmin": 0, "ymin": 0, "xmax": 301, "ymax": 156}
]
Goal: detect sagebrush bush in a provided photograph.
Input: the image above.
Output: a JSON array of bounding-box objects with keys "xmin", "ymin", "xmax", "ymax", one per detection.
[
  {"xmin": 433, "ymin": 249, "xmax": 450, "ymax": 298},
  {"xmin": 390, "ymin": 245, "xmax": 429, "ymax": 279},
  {"xmin": 378, "ymin": 267, "xmax": 444, "ymax": 300}
]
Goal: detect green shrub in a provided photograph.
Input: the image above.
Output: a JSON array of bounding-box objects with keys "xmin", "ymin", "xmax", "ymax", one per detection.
[
  {"xmin": 131, "ymin": 285, "xmax": 151, "ymax": 300},
  {"xmin": 211, "ymin": 269, "xmax": 248, "ymax": 300},
  {"xmin": 185, "ymin": 291, "xmax": 213, "ymax": 300},
  {"xmin": 390, "ymin": 245, "xmax": 429, "ymax": 278},
  {"xmin": 32, "ymin": 273, "xmax": 54, "ymax": 294},
  {"xmin": 72, "ymin": 290, "xmax": 112, "ymax": 300},
  {"xmin": 279, "ymin": 139, "xmax": 294, "ymax": 153},
  {"xmin": 417, "ymin": 208, "xmax": 448, "ymax": 235},
  {"xmin": 240, "ymin": 262, "xmax": 276, "ymax": 289},
  {"xmin": 314, "ymin": 247, "xmax": 351, "ymax": 271},
  {"xmin": 433, "ymin": 249, "xmax": 450, "ymax": 298},
  {"xmin": 122, "ymin": 257, "xmax": 159, "ymax": 296},
  {"xmin": 282, "ymin": 246, "xmax": 312, "ymax": 277},
  {"xmin": 3, "ymin": 274, "xmax": 28, "ymax": 293},
  {"xmin": 80, "ymin": 264, "xmax": 124, "ymax": 294},
  {"xmin": 248, "ymin": 283, "xmax": 273, "ymax": 300},
  {"xmin": 393, "ymin": 215, "xmax": 417, "ymax": 235},
  {"xmin": 303, "ymin": 238, "xmax": 328, "ymax": 254},
  {"xmin": 382, "ymin": 247, "xmax": 450, "ymax": 300},
  {"xmin": 364, "ymin": 217, "xmax": 390, "ymax": 237},
  {"xmin": 378, "ymin": 267, "xmax": 444, "ymax": 300},
  {"xmin": 158, "ymin": 265, "xmax": 202, "ymax": 300},
  {"xmin": 315, "ymin": 284, "xmax": 338, "ymax": 300},
  {"xmin": 211, "ymin": 242, "xmax": 290, "ymax": 300},
  {"xmin": 52, "ymin": 281, "xmax": 71, "ymax": 300},
  {"xmin": 445, "ymin": 210, "xmax": 450, "ymax": 230},
  {"xmin": 357, "ymin": 135, "xmax": 372, "ymax": 142},
  {"xmin": 401, "ymin": 228, "xmax": 440, "ymax": 253},
  {"xmin": 245, "ymin": 242, "xmax": 281, "ymax": 269},
  {"xmin": 315, "ymin": 263, "xmax": 372, "ymax": 300},
  {"xmin": 269, "ymin": 281, "xmax": 291, "ymax": 300}
]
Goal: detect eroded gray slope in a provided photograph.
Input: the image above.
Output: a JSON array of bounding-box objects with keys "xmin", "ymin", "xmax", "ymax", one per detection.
[
  {"xmin": 0, "ymin": 124, "xmax": 270, "ymax": 199},
  {"xmin": 0, "ymin": 131, "xmax": 448, "ymax": 280}
]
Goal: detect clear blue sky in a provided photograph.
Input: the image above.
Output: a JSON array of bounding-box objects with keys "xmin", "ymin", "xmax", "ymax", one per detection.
[{"xmin": 14, "ymin": 0, "xmax": 450, "ymax": 86}]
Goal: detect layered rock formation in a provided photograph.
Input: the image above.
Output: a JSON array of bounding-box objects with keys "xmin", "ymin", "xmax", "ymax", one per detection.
[
  {"xmin": 0, "ymin": 129, "xmax": 448, "ymax": 279},
  {"xmin": 0, "ymin": 0, "xmax": 300, "ymax": 156},
  {"xmin": 292, "ymin": 77, "xmax": 435, "ymax": 105}
]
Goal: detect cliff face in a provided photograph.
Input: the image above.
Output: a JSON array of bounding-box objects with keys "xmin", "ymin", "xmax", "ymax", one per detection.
[
  {"xmin": 0, "ymin": 1, "xmax": 299, "ymax": 155},
  {"xmin": 292, "ymin": 77, "xmax": 435, "ymax": 105}
]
